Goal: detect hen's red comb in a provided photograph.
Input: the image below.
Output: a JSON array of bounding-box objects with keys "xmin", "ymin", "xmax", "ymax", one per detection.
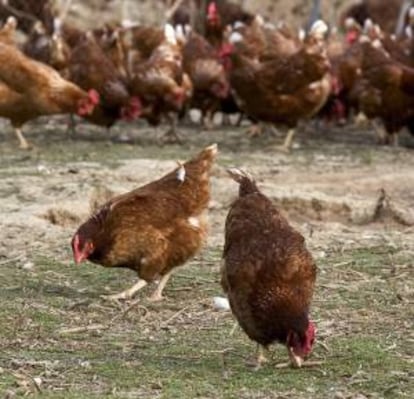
[
  {"xmin": 208, "ymin": 2, "xmax": 218, "ymax": 18},
  {"xmin": 88, "ymin": 89, "xmax": 100, "ymax": 105}
]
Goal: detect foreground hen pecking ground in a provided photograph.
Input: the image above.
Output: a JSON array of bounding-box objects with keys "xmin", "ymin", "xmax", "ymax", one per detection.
[
  {"xmin": 221, "ymin": 169, "xmax": 317, "ymax": 369},
  {"xmin": 71, "ymin": 144, "xmax": 218, "ymax": 301}
]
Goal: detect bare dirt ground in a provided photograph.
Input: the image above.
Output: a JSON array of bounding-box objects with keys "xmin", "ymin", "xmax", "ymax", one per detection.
[{"xmin": 0, "ymin": 119, "xmax": 413, "ymax": 398}]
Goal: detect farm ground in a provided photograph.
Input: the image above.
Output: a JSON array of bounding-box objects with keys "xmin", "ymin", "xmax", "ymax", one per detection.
[{"xmin": 0, "ymin": 118, "xmax": 413, "ymax": 398}]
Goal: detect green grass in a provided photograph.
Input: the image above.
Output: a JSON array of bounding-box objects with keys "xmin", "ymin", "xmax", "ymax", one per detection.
[
  {"xmin": 1, "ymin": 125, "xmax": 413, "ymax": 398},
  {"xmin": 1, "ymin": 246, "xmax": 412, "ymax": 398}
]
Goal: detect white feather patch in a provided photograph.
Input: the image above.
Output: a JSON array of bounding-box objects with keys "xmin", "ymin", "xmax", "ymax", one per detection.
[
  {"xmin": 176, "ymin": 162, "xmax": 186, "ymax": 182},
  {"xmin": 188, "ymin": 217, "xmax": 200, "ymax": 228},
  {"xmin": 184, "ymin": 24, "xmax": 192, "ymax": 35},
  {"xmin": 233, "ymin": 21, "xmax": 245, "ymax": 29},
  {"xmin": 359, "ymin": 34, "xmax": 370, "ymax": 43},
  {"xmin": 363, "ymin": 18, "xmax": 374, "ymax": 32},
  {"xmin": 298, "ymin": 28, "xmax": 306, "ymax": 41},
  {"xmin": 229, "ymin": 31, "xmax": 243, "ymax": 44},
  {"xmin": 6, "ymin": 15, "xmax": 17, "ymax": 27},
  {"xmin": 309, "ymin": 19, "xmax": 328, "ymax": 39},
  {"xmin": 255, "ymin": 15, "xmax": 265, "ymax": 26},
  {"xmin": 372, "ymin": 39, "xmax": 382, "ymax": 48},
  {"xmin": 164, "ymin": 23, "xmax": 177, "ymax": 45},
  {"xmin": 175, "ymin": 24, "xmax": 185, "ymax": 42},
  {"xmin": 344, "ymin": 17, "xmax": 356, "ymax": 29}
]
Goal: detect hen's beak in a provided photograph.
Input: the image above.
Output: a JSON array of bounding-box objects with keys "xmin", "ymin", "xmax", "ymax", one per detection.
[
  {"xmin": 73, "ymin": 250, "xmax": 87, "ymax": 264},
  {"xmin": 288, "ymin": 347, "xmax": 304, "ymax": 368}
]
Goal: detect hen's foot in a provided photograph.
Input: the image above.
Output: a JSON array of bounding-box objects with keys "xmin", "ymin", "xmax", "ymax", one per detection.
[
  {"xmin": 159, "ymin": 128, "xmax": 183, "ymax": 145},
  {"xmin": 102, "ymin": 279, "xmax": 148, "ymax": 301},
  {"xmin": 148, "ymin": 292, "xmax": 164, "ymax": 302},
  {"xmin": 273, "ymin": 128, "xmax": 295, "ymax": 153},
  {"xmin": 246, "ymin": 124, "xmax": 263, "ymax": 138},
  {"xmin": 273, "ymin": 144, "xmax": 291, "ymax": 153},
  {"xmin": 246, "ymin": 345, "xmax": 269, "ymax": 370},
  {"xmin": 19, "ymin": 141, "xmax": 32, "ymax": 150},
  {"xmin": 203, "ymin": 112, "xmax": 214, "ymax": 130}
]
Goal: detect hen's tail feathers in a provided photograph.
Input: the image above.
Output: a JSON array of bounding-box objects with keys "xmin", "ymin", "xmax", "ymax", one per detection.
[
  {"xmin": 196, "ymin": 143, "xmax": 218, "ymax": 161},
  {"xmin": 184, "ymin": 143, "xmax": 218, "ymax": 174},
  {"xmin": 227, "ymin": 168, "xmax": 259, "ymax": 196}
]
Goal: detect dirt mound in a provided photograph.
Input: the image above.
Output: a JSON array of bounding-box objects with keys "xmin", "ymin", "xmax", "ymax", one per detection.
[{"xmin": 272, "ymin": 189, "xmax": 414, "ymax": 227}]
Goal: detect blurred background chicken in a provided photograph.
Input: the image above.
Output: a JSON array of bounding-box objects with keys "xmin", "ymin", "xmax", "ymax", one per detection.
[
  {"xmin": 0, "ymin": 0, "xmax": 414, "ymax": 149},
  {"xmin": 0, "ymin": 36, "xmax": 99, "ymax": 148},
  {"xmin": 221, "ymin": 19, "xmax": 331, "ymax": 151},
  {"xmin": 222, "ymin": 168, "xmax": 317, "ymax": 368},
  {"xmin": 71, "ymin": 144, "xmax": 218, "ymax": 301}
]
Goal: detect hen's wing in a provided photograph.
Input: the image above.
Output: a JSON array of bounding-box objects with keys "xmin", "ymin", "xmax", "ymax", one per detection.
[{"xmin": 223, "ymin": 191, "xmax": 316, "ymax": 312}]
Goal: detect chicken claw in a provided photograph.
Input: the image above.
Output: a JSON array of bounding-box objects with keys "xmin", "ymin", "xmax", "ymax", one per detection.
[
  {"xmin": 246, "ymin": 124, "xmax": 263, "ymax": 138},
  {"xmin": 161, "ymin": 128, "xmax": 183, "ymax": 145},
  {"xmin": 159, "ymin": 114, "xmax": 183, "ymax": 145},
  {"xmin": 246, "ymin": 345, "xmax": 269, "ymax": 370},
  {"xmin": 273, "ymin": 128, "xmax": 296, "ymax": 153},
  {"xmin": 103, "ymin": 279, "xmax": 148, "ymax": 301}
]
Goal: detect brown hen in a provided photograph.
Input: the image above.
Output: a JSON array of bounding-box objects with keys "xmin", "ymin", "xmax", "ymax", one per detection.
[
  {"xmin": 71, "ymin": 144, "xmax": 218, "ymax": 301},
  {"xmin": 129, "ymin": 24, "xmax": 190, "ymax": 141},
  {"xmin": 0, "ymin": 41, "xmax": 99, "ymax": 149},
  {"xmin": 182, "ymin": 31, "xmax": 229, "ymax": 128},
  {"xmin": 221, "ymin": 169, "xmax": 317, "ymax": 368},
  {"xmin": 68, "ymin": 32, "xmax": 141, "ymax": 128},
  {"xmin": 222, "ymin": 20, "xmax": 331, "ymax": 151},
  {"xmin": 356, "ymin": 38, "xmax": 414, "ymax": 145}
]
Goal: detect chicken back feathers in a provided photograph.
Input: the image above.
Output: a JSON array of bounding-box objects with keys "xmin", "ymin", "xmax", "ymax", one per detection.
[
  {"xmin": 222, "ymin": 169, "xmax": 317, "ymax": 366},
  {"xmin": 72, "ymin": 144, "xmax": 218, "ymax": 283}
]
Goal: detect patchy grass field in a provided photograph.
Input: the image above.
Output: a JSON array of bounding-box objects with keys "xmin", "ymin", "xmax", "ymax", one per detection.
[{"xmin": 0, "ymin": 119, "xmax": 413, "ymax": 398}]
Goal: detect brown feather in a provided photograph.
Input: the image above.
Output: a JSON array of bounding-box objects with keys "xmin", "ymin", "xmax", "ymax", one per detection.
[
  {"xmin": 222, "ymin": 169, "xmax": 317, "ymax": 348},
  {"xmin": 73, "ymin": 144, "xmax": 218, "ymax": 283}
]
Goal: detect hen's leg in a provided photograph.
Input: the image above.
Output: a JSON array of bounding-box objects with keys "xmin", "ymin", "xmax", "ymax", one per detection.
[
  {"xmin": 14, "ymin": 127, "xmax": 31, "ymax": 150},
  {"xmin": 390, "ymin": 132, "xmax": 400, "ymax": 147},
  {"xmin": 247, "ymin": 344, "xmax": 269, "ymax": 370},
  {"xmin": 247, "ymin": 123, "xmax": 263, "ymax": 138},
  {"xmin": 222, "ymin": 113, "xmax": 231, "ymax": 126},
  {"xmin": 149, "ymin": 270, "xmax": 173, "ymax": 302},
  {"xmin": 372, "ymin": 120, "xmax": 387, "ymax": 144},
  {"xmin": 105, "ymin": 279, "xmax": 148, "ymax": 301},
  {"xmin": 66, "ymin": 114, "xmax": 77, "ymax": 137},
  {"xmin": 235, "ymin": 113, "xmax": 244, "ymax": 127},
  {"xmin": 161, "ymin": 114, "xmax": 182, "ymax": 144},
  {"xmin": 256, "ymin": 344, "xmax": 268, "ymax": 366},
  {"xmin": 274, "ymin": 128, "xmax": 295, "ymax": 153},
  {"xmin": 203, "ymin": 110, "xmax": 214, "ymax": 130}
]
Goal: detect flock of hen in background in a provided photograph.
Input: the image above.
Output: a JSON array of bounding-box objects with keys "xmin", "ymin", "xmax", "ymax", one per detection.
[
  {"xmin": 1, "ymin": 0, "xmax": 414, "ymax": 150},
  {"xmin": 0, "ymin": 0, "xmax": 413, "ymax": 369}
]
